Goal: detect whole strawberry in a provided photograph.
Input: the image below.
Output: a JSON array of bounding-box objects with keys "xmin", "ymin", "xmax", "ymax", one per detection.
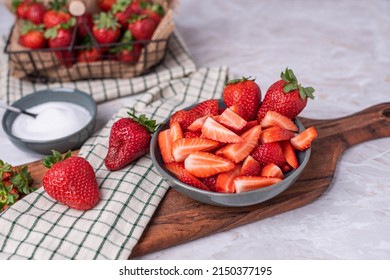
[
  {"xmin": 98, "ymin": 0, "xmax": 116, "ymax": 12},
  {"xmin": 92, "ymin": 12, "xmax": 121, "ymax": 46},
  {"xmin": 25, "ymin": 1, "xmax": 46, "ymax": 24},
  {"xmin": 76, "ymin": 12, "xmax": 93, "ymax": 39},
  {"xmin": 42, "ymin": 151, "xmax": 100, "ymax": 210},
  {"xmin": 141, "ymin": 3, "xmax": 165, "ymax": 25},
  {"xmin": 112, "ymin": 0, "xmax": 133, "ymax": 27},
  {"xmin": 19, "ymin": 21, "xmax": 46, "ymax": 49},
  {"xmin": 43, "ymin": 0, "xmax": 72, "ymax": 29},
  {"xmin": 128, "ymin": 15, "xmax": 157, "ymax": 41},
  {"xmin": 104, "ymin": 110, "xmax": 158, "ymax": 171},
  {"xmin": 257, "ymin": 68, "xmax": 315, "ymax": 122},
  {"xmin": 13, "ymin": 0, "xmax": 32, "ymax": 19},
  {"xmin": 110, "ymin": 30, "xmax": 143, "ymax": 63},
  {"xmin": 223, "ymin": 77, "xmax": 261, "ymax": 121}
]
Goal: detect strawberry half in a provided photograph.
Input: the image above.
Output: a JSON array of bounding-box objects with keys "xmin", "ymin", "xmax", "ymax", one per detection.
[
  {"xmin": 234, "ymin": 176, "xmax": 282, "ymax": 193},
  {"xmin": 218, "ymin": 107, "xmax": 247, "ymax": 131},
  {"xmin": 171, "ymin": 137, "xmax": 220, "ymax": 162},
  {"xmin": 201, "ymin": 117, "xmax": 242, "ymax": 143},
  {"xmin": 260, "ymin": 110, "xmax": 298, "ymax": 132},
  {"xmin": 291, "ymin": 126, "xmax": 318, "ymax": 151},
  {"xmin": 165, "ymin": 162, "xmax": 209, "ymax": 191},
  {"xmin": 184, "ymin": 151, "xmax": 235, "ymax": 178}
]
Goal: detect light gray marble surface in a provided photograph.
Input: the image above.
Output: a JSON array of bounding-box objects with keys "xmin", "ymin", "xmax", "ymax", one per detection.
[{"xmin": 0, "ymin": 0, "xmax": 389, "ymax": 260}]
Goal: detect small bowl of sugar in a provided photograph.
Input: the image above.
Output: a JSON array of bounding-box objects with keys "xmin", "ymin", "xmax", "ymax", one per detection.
[{"xmin": 2, "ymin": 88, "xmax": 97, "ymax": 155}]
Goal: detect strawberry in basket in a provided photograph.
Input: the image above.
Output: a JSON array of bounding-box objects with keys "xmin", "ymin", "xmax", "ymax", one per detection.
[
  {"xmin": 43, "ymin": 0, "xmax": 72, "ymax": 29},
  {"xmin": 24, "ymin": 0, "xmax": 46, "ymax": 24},
  {"xmin": 128, "ymin": 15, "xmax": 157, "ymax": 41},
  {"xmin": 110, "ymin": 30, "xmax": 142, "ymax": 64},
  {"xmin": 92, "ymin": 12, "xmax": 121, "ymax": 51},
  {"xmin": 19, "ymin": 21, "xmax": 46, "ymax": 49}
]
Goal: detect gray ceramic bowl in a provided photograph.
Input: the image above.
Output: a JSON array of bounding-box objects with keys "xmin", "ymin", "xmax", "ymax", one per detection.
[
  {"xmin": 2, "ymin": 88, "xmax": 97, "ymax": 155},
  {"xmin": 150, "ymin": 100, "xmax": 311, "ymax": 207}
]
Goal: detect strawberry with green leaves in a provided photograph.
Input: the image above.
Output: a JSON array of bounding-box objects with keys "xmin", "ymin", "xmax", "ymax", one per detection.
[
  {"xmin": 92, "ymin": 12, "xmax": 121, "ymax": 47},
  {"xmin": 141, "ymin": 2, "xmax": 165, "ymax": 25},
  {"xmin": 110, "ymin": 30, "xmax": 143, "ymax": 64},
  {"xmin": 257, "ymin": 68, "xmax": 315, "ymax": 122},
  {"xmin": 12, "ymin": 0, "xmax": 32, "ymax": 19},
  {"xmin": 25, "ymin": 0, "xmax": 46, "ymax": 24},
  {"xmin": 42, "ymin": 151, "xmax": 100, "ymax": 210},
  {"xmin": 112, "ymin": 0, "xmax": 134, "ymax": 27},
  {"xmin": 43, "ymin": 0, "xmax": 72, "ymax": 29},
  {"xmin": 223, "ymin": 77, "xmax": 261, "ymax": 121},
  {"xmin": 104, "ymin": 110, "xmax": 159, "ymax": 171},
  {"xmin": 19, "ymin": 21, "xmax": 46, "ymax": 49},
  {"xmin": 128, "ymin": 15, "xmax": 157, "ymax": 41},
  {"xmin": 44, "ymin": 17, "xmax": 76, "ymax": 67}
]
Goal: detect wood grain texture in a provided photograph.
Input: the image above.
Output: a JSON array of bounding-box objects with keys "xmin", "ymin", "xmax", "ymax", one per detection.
[{"xmin": 22, "ymin": 103, "xmax": 390, "ymax": 259}]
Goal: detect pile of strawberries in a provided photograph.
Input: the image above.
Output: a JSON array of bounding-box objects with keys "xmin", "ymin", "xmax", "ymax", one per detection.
[
  {"xmin": 0, "ymin": 159, "xmax": 36, "ymax": 212},
  {"xmin": 13, "ymin": 0, "xmax": 165, "ymax": 66},
  {"xmin": 157, "ymin": 68, "xmax": 318, "ymax": 193}
]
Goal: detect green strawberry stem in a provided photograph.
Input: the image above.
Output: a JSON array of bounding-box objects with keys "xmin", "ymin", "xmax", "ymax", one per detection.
[
  {"xmin": 11, "ymin": 166, "xmax": 36, "ymax": 195},
  {"xmin": 112, "ymin": 0, "xmax": 131, "ymax": 13},
  {"xmin": 48, "ymin": 0, "xmax": 68, "ymax": 12},
  {"xmin": 127, "ymin": 109, "xmax": 159, "ymax": 134},
  {"xmin": 42, "ymin": 150, "xmax": 72, "ymax": 169},
  {"xmin": 281, "ymin": 67, "xmax": 315, "ymax": 100},
  {"xmin": 0, "ymin": 182, "xmax": 18, "ymax": 208},
  {"xmin": 226, "ymin": 76, "xmax": 255, "ymax": 85},
  {"xmin": 0, "ymin": 159, "xmax": 12, "ymax": 178},
  {"xmin": 93, "ymin": 12, "xmax": 120, "ymax": 30}
]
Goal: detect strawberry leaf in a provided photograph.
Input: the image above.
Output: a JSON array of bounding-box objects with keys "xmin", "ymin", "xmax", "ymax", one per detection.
[
  {"xmin": 10, "ymin": 166, "xmax": 36, "ymax": 195},
  {"xmin": 128, "ymin": 109, "xmax": 159, "ymax": 134},
  {"xmin": 283, "ymin": 83, "xmax": 298, "ymax": 93},
  {"xmin": 42, "ymin": 150, "xmax": 72, "ymax": 169}
]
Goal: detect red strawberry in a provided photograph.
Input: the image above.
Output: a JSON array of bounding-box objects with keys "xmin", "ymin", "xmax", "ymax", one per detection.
[
  {"xmin": 171, "ymin": 137, "xmax": 220, "ymax": 162},
  {"xmin": 240, "ymin": 155, "xmax": 261, "ymax": 176},
  {"xmin": 112, "ymin": 0, "xmax": 133, "ymax": 27},
  {"xmin": 170, "ymin": 121, "xmax": 184, "ymax": 142},
  {"xmin": 25, "ymin": 1, "xmax": 46, "ymax": 24},
  {"xmin": 184, "ymin": 131, "xmax": 201, "ymax": 138},
  {"xmin": 201, "ymin": 117, "xmax": 242, "ymax": 143},
  {"xmin": 234, "ymin": 119, "xmax": 259, "ymax": 135},
  {"xmin": 260, "ymin": 163, "xmax": 284, "ymax": 179},
  {"xmin": 158, "ymin": 128, "xmax": 174, "ymax": 164},
  {"xmin": 200, "ymin": 175, "xmax": 217, "ymax": 192},
  {"xmin": 218, "ymin": 107, "xmax": 247, "ymax": 131},
  {"xmin": 77, "ymin": 47, "xmax": 102, "ymax": 62},
  {"xmin": 110, "ymin": 30, "xmax": 143, "ymax": 63},
  {"xmin": 189, "ymin": 99, "xmax": 219, "ymax": 117},
  {"xmin": 223, "ymin": 77, "xmax": 261, "ymax": 121},
  {"xmin": 42, "ymin": 151, "xmax": 100, "ymax": 210},
  {"xmin": 170, "ymin": 109, "xmax": 201, "ymax": 131},
  {"xmin": 260, "ymin": 110, "xmax": 298, "ymax": 132},
  {"xmin": 141, "ymin": 3, "xmax": 165, "ymax": 25},
  {"xmin": 128, "ymin": 15, "xmax": 157, "ymax": 41},
  {"xmin": 98, "ymin": 0, "xmax": 116, "ymax": 12},
  {"xmin": 13, "ymin": 0, "xmax": 32, "ymax": 19},
  {"xmin": 165, "ymin": 162, "xmax": 209, "ymax": 191},
  {"xmin": 291, "ymin": 126, "xmax": 318, "ymax": 151},
  {"xmin": 76, "ymin": 13, "xmax": 93, "ymax": 39},
  {"xmin": 234, "ymin": 176, "xmax": 282, "ymax": 193},
  {"xmin": 184, "ymin": 151, "xmax": 235, "ymax": 178},
  {"xmin": 280, "ymin": 141, "xmax": 298, "ymax": 169},
  {"xmin": 19, "ymin": 21, "xmax": 46, "ymax": 49},
  {"xmin": 187, "ymin": 115, "xmax": 210, "ymax": 132},
  {"xmin": 43, "ymin": 0, "xmax": 72, "ymax": 28},
  {"xmin": 251, "ymin": 142, "xmax": 286, "ymax": 168},
  {"xmin": 44, "ymin": 18, "xmax": 75, "ymax": 67},
  {"xmin": 257, "ymin": 68, "xmax": 315, "ymax": 122},
  {"xmin": 215, "ymin": 164, "xmax": 241, "ymax": 193},
  {"xmin": 104, "ymin": 111, "xmax": 158, "ymax": 171},
  {"xmin": 92, "ymin": 12, "xmax": 121, "ymax": 46},
  {"xmin": 259, "ymin": 126, "xmax": 295, "ymax": 144}
]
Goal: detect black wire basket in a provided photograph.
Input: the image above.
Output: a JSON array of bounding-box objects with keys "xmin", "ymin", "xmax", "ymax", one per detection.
[{"xmin": 4, "ymin": 18, "xmax": 171, "ymax": 84}]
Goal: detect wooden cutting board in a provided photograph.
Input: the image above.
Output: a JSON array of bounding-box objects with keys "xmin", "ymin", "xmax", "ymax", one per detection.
[{"xmin": 23, "ymin": 103, "xmax": 390, "ymax": 259}]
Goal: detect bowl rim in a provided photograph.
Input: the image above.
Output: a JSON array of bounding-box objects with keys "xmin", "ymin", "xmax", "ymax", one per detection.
[
  {"xmin": 150, "ymin": 100, "xmax": 311, "ymax": 199},
  {"xmin": 2, "ymin": 87, "xmax": 97, "ymax": 144}
]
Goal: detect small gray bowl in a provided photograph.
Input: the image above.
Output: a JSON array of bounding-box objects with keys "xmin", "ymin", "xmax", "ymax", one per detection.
[
  {"xmin": 2, "ymin": 88, "xmax": 97, "ymax": 155},
  {"xmin": 150, "ymin": 100, "xmax": 311, "ymax": 207}
]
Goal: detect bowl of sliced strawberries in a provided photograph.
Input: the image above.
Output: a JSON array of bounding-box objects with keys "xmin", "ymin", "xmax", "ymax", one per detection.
[{"xmin": 151, "ymin": 68, "xmax": 318, "ymax": 207}]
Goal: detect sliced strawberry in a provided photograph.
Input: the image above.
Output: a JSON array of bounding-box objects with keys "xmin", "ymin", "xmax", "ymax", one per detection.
[
  {"xmin": 170, "ymin": 121, "xmax": 183, "ymax": 142},
  {"xmin": 184, "ymin": 131, "xmax": 201, "ymax": 138},
  {"xmin": 234, "ymin": 176, "xmax": 282, "ymax": 193},
  {"xmin": 215, "ymin": 125, "xmax": 262, "ymax": 163},
  {"xmin": 172, "ymin": 137, "xmax": 220, "ymax": 162},
  {"xmin": 187, "ymin": 115, "xmax": 209, "ymax": 132},
  {"xmin": 165, "ymin": 162, "xmax": 209, "ymax": 191},
  {"xmin": 158, "ymin": 129, "xmax": 174, "ymax": 164},
  {"xmin": 291, "ymin": 126, "xmax": 318, "ymax": 151},
  {"xmin": 281, "ymin": 163, "xmax": 292, "ymax": 172},
  {"xmin": 215, "ymin": 164, "xmax": 241, "ymax": 193},
  {"xmin": 260, "ymin": 111, "xmax": 298, "ymax": 132},
  {"xmin": 201, "ymin": 117, "xmax": 242, "ymax": 143},
  {"xmin": 200, "ymin": 175, "xmax": 218, "ymax": 192},
  {"xmin": 189, "ymin": 99, "xmax": 219, "ymax": 116},
  {"xmin": 260, "ymin": 126, "xmax": 295, "ymax": 144},
  {"xmin": 170, "ymin": 109, "xmax": 201, "ymax": 131},
  {"xmin": 218, "ymin": 107, "xmax": 247, "ymax": 131},
  {"xmin": 280, "ymin": 141, "xmax": 299, "ymax": 169},
  {"xmin": 260, "ymin": 163, "xmax": 285, "ymax": 179},
  {"xmin": 184, "ymin": 151, "xmax": 235, "ymax": 178},
  {"xmin": 240, "ymin": 155, "xmax": 261, "ymax": 176},
  {"xmin": 251, "ymin": 142, "xmax": 286, "ymax": 167}
]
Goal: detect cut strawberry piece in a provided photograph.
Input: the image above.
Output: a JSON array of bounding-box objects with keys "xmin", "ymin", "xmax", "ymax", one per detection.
[
  {"xmin": 218, "ymin": 107, "xmax": 247, "ymax": 131},
  {"xmin": 165, "ymin": 162, "xmax": 209, "ymax": 191},
  {"xmin": 291, "ymin": 126, "xmax": 318, "ymax": 151},
  {"xmin": 260, "ymin": 163, "xmax": 284, "ymax": 179},
  {"xmin": 234, "ymin": 119, "xmax": 259, "ymax": 135},
  {"xmin": 201, "ymin": 117, "xmax": 242, "ymax": 143},
  {"xmin": 216, "ymin": 125, "xmax": 262, "ymax": 163},
  {"xmin": 184, "ymin": 151, "xmax": 235, "ymax": 178},
  {"xmin": 200, "ymin": 175, "xmax": 218, "ymax": 192},
  {"xmin": 280, "ymin": 141, "xmax": 299, "ymax": 169},
  {"xmin": 251, "ymin": 142, "xmax": 286, "ymax": 167},
  {"xmin": 187, "ymin": 115, "xmax": 209, "ymax": 132},
  {"xmin": 170, "ymin": 109, "xmax": 201, "ymax": 131},
  {"xmin": 281, "ymin": 163, "xmax": 292, "ymax": 172},
  {"xmin": 189, "ymin": 99, "xmax": 219, "ymax": 116},
  {"xmin": 172, "ymin": 137, "xmax": 220, "ymax": 162},
  {"xmin": 240, "ymin": 155, "xmax": 261, "ymax": 176},
  {"xmin": 260, "ymin": 126, "xmax": 295, "ymax": 143},
  {"xmin": 215, "ymin": 164, "xmax": 241, "ymax": 193},
  {"xmin": 234, "ymin": 176, "xmax": 282, "ymax": 193},
  {"xmin": 158, "ymin": 129, "xmax": 174, "ymax": 164},
  {"xmin": 170, "ymin": 121, "xmax": 184, "ymax": 142},
  {"xmin": 260, "ymin": 111, "xmax": 298, "ymax": 132},
  {"xmin": 184, "ymin": 131, "xmax": 201, "ymax": 138}
]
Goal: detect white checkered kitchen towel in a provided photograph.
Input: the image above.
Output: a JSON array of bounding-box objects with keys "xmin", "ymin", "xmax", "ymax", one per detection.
[{"xmin": 0, "ymin": 64, "xmax": 229, "ymax": 259}]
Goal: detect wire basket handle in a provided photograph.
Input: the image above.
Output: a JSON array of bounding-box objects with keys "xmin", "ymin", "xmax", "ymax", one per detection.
[{"xmin": 69, "ymin": 0, "xmax": 87, "ymax": 17}]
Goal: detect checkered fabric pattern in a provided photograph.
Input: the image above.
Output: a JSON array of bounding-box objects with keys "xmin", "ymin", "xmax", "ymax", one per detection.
[{"xmin": 0, "ymin": 31, "xmax": 229, "ymax": 259}]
